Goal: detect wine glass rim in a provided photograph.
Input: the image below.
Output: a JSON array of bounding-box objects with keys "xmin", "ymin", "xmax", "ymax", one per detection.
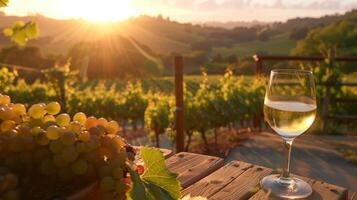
[{"xmin": 271, "ymin": 69, "xmax": 312, "ymax": 74}]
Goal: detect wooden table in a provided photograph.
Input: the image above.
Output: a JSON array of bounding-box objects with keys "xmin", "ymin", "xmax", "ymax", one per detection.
[
  {"xmin": 71, "ymin": 150, "xmax": 351, "ymax": 200},
  {"xmin": 166, "ymin": 152, "xmax": 349, "ymax": 200}
]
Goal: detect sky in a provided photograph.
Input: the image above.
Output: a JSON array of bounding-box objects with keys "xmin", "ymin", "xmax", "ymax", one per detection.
[{"xmin": 1, "ymin": 0, "xmax": 357, "ymax": 22}]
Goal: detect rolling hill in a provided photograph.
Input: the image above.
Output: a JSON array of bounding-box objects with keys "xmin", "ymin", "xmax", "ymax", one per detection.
[{"xmin": 0, "ymin": 11, "xmax": 349, "ymax": 57}]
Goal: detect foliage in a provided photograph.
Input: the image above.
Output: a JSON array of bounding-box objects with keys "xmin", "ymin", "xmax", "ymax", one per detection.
[
  {"xmin": 3, "ymin": 21, "xmax": 39, "ymax": 46},
  {"xmin": 0, "ymin": 46, "xmax": 55, "ymax": 71},
  {"xmin": 130, "ymin": 147, "xmax": 180, "ymax": 200},
  {"xmin": 0, "ymin": 0, "xmax": 8, "ymax": 7},
  {"xmin": 144, "ymin": 94, "xmax": 173, "ymax": 147},
  {"xmin": 0, "ymin": 67, "xmax": 18, "ymax": 91},
  {"xmin": 292, "ymin": 10, "xmax": 357, "ymax": 76}
]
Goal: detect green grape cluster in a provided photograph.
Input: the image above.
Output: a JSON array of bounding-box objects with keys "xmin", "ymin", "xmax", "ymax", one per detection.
[{"xmin": 0, "ymin": 94, "xmax": 136, "ymax": 200}]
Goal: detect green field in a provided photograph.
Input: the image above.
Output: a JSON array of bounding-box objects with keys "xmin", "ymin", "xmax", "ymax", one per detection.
[{"xmin": 213, "ymin": 33, "xmax": 296, "ymax": 57}]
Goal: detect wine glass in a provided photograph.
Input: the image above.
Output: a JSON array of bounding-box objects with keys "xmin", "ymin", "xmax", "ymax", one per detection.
[{"xmin": 260, "ymin": 69, "xmax": 316, "ymax": 199}]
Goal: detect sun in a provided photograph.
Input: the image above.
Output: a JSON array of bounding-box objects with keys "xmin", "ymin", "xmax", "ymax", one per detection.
[{"xmin": 75, "ymin": 0, "xmax": 136, "ymax": 22}]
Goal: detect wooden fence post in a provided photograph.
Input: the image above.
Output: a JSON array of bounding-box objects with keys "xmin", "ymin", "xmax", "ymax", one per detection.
[
  {"xmin": 321, "ymin": 48, "xmax": 335, "ymax": 133},
  {"xmin": 174, "ymin": 55, "xmax": 184, "ymax": 153},
  {"xmin": 253, "ymin": 55, "xmax": 262, "ymax": 76}
]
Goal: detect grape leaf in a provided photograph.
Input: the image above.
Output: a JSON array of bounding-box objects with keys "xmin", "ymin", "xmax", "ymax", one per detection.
[
  {"xmin": 0, "ymin": 0, "xmax": 8, "ymax": 7},
  {"xmin": 25, "ymin": 22, "xmax": 39, "ymax": 38},
  {"xmin": 3, "ymin": 21, "xmax": 39, "ymax": 46},
  {"xmin": 129, "ymin": 147, "xmax": 181, "ymax": 200},
  {"xmin": 3, "ymin": 28, "xmax": 13, "ymax": 37},
  {"xmin": 128, "ymin": 169, "xmax": 149, "ymax": 200}
]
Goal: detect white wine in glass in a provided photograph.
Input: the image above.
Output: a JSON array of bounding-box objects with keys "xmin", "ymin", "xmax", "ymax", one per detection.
[{"xmin": 260, "ymin": 69, "xmax": 316, "ymax": 199}]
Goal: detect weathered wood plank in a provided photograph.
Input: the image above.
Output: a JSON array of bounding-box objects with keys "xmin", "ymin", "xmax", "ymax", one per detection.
[
  {"xmin": 309, "ymin": 180, "xmax": 348, "ymax": 200},
  {"xmin": 249, "ymin": 174, "xmax": 348, "ymax": 200},
  {"xmin": 181, "ymin": 161, "xmax": 253, "ymax": 198},
  {"xmin": 208, "ymin": 164, "xmax": 273, "ymax": 200},
  {"xmin": 166, "ymin": 152, "xmax": 224, "ymax": 189}
]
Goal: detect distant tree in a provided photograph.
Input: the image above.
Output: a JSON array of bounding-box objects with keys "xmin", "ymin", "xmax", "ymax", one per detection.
[
  {"xmin": 257, "ymin": 29, "xmax": 271, "ymax": 41},
  {"xmin": 289, "ymin": 27, "xmax": 309, "ymax": 40},
  {"xmin": 0, "ymin": 46, "xmax": 54, "ymax": 69},
  {"xmin": 293, "ymin": 17, "xmax": 357, "ymax": 73},
  {"xmin": 293, "ymin": 19, "xmax": 357, "ymax": 56}
]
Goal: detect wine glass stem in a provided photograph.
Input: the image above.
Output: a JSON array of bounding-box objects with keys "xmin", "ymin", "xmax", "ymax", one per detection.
[{"xmin": 281, "ymin": 139, "xmax": 293, "ymax": 179}]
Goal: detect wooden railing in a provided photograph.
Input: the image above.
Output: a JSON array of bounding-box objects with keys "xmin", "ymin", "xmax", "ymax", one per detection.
[{"xmin": 253, "ymin": 49, "xmax": 357, "ymax": 132}]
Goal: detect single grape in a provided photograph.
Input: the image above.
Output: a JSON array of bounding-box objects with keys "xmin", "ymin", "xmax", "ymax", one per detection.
[
  {"xmin": 102, "ymin": 148, "xmax": 114, "ymax": 160},
  {"xmin": 46, "ymin": 125, "xmax": 60, "ymax": 140},
  {"xmin": 112, "ymin": 167, "xmax": 124, "ymax": 179},
  {"xmin": 12, "ymin": 104, "xmax": 26, "ymax": 116},
  {"xmin": 4, "ymin": 174, "xmax": 18, "ymax": 190},
  {"xmin": 49, "ymin": 140, "xmax": 64, "ymax": 154},
  {"xmin": 85, "ymin": 135, "xmax": 99, "ymax": 151},
  {"xmin": 73, "ymin": 112, "xmax": 87, "ymax": 125},
  {"xmin": 46, "ymin": 102, "xmax": 61, "ymax": 115},
  {"xmin": 78, "ymin": 131, "xmax": 90, "ymax": 142},
  {"xmin": 0, "ymin": 107, "xmax": 16, "ymax": 121},
  {"xmin": 1, "ymin": 120, "xmax": 16, "ymax": 132},
  {"xmin": 30, "ymin": 126, "xmax": 43, "ymax": 136},
  {"xmin": 109, "ymin": 158, "xmax": 125, "ymax": 169},
  {"xmin": 61, "ymin": 145, "xmax": 78, "ymax": 163},
  {"xmin": 83, "ymin": 151, "xmax": 101, "ymax": 165},
  {"xmin": 101, "ymin": 135, "xmax": 113, "ymax": 148},
  {"xmin": 53, "ymin": 154, "xmax": 68, "ymax": 168},
  {"xmin": 106, "ymin": 121, "xmax": 119, "ymax": 135},
  {"xmin": 36, "ymin": 131, "xmax": 50, "ymax": 146},
  {"xmin": 88, "ymin": 126, "xmax": 100, "ymax": 136},
  {"xmin": 97, "ymin": 118, "xmax": 108, "ymax": 127},
  {"xmin": 28, "ymin": 104, "xmax": 46, "ymax": 119},
  {"xmin": 113, "ymin": 137, "xmax": 125, "ymax": 148},
  {"xmin": 100, "ymin": 176, "xmax": 115, "ymax": 192},
  {"xmin": 98, "ymin": 165, "xmax": 112, "ymax": 178},
  {"xmin": 43, "ymin": 115, "xmax": 56, "ymax": 122},
  {"xmin": 33, "ymin": 148, "xmax": 51, "ymax": 163},
  {"xmin": 96, "ymin": 125, "xmax": 106, "ymax": 136},
  {"xmin": 0, "ymin": 95, "xmax": 11, "ymax": 105},
  {"xmin": 71, "ymin": 159, "xmax": 88, "ymax": 175},
  {"xmin": 60, "ymin": 131, "xmax": 76, "ymax": 145},
  {"xmin": 116, "ymin": 152, "xmax": 127, "ymax": 164},
  {"xmin": 40, "ymin": 159, "xmax": 56, "ymax": 175},
  {"xmin": 75, "ymin": 142, "xmax": 87, "ymax": 153},
  {"xmin": 85, "ymin": 117, "xmax": 98, "ymax": 129},
  {"xmin": 56, "ymin": 113, "xmax": 70, "ymax": 127},
  {"xmin": 68, "ymin": 121, "xmax": 82, "ymax": 134}
]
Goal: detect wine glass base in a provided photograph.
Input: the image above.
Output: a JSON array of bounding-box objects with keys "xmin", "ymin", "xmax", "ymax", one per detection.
[{"xmin": 260, "ymin": 174, "xmax": 312, "ymax": 199}]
